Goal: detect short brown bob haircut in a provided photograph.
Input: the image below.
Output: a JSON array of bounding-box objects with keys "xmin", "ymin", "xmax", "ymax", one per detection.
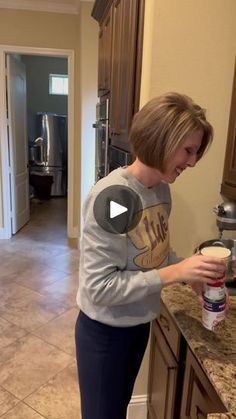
[{"xmin": 129, "ymin": 92, "xmax": 213, "ymax": 172}]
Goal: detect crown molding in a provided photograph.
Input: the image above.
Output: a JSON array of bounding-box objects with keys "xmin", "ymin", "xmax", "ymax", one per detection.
[{"xmin": 0, "ymin": 0, "xmax": 85, "ymax": 14}]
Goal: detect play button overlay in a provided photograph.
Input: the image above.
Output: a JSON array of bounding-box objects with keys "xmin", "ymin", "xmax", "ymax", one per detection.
[
  {"xmin": 110, "ymin": 201, "xmax": 128, "ymax": 218},
  {"xmin": 93, "ymin": 185, "xmax": 143, "ymax": 234}
]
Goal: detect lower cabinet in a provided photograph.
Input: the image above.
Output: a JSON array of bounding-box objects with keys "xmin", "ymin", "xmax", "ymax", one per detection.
[
  {"xmin": 180, "ymin": 348, "xmax": 227, "ymax": 419},
  {"xmin": 148, "ymin": 302, "xmax": 186, "ymax": 419},
  {"xmin": 148, "ymin": 302, "xmax": 227, "ymax": 419},
  {"xmin": 148, "ymin": 320, "xmax": 178, "ymax": 419}
]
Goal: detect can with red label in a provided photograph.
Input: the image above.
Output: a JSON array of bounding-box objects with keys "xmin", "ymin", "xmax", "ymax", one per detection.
[
  {"xmin": 202, "ymin": 298, "xmax": 226, "ymax": 331},
  {"xmin": 200, "ymin": 245, "xmax": 229, "ymax": 330},
  {"xmin": 203, "ymin": 280, "xmax": 225, "ymax": 301}
]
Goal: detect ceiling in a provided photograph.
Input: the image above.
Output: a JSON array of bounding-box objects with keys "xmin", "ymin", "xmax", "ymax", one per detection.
[{"xmin": 0, "ymin": 0, "xmax": 93, "ymax": 14}]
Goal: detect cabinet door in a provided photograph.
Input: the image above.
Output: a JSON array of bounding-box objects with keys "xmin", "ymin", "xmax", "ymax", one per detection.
[
  {"xmin": 180, "ymin": 348, "xmax": 227, "ymax": 419},
  {"xmin": 98, "ymin": 8, "xmax": 112, "ymax": 96},
  {"xmin": 221, "ymin": 59, "xmax": 236, "ymax": 200},
  {"xmin": 158, "ymin": 301, "xmax": 182, "ymax": 361},
  {"xmin": 110, "ymin": 0, "xmax": 139, "ymax": 151},
  {"xmin": 148, "ymin": 321, "xmax": 178, "ymax": 419}
]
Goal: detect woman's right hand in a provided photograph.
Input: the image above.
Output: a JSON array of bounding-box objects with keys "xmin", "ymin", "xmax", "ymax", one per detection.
[{"xmin": 158, "ymin": 253, "xmax": 226, "ymax": 287}]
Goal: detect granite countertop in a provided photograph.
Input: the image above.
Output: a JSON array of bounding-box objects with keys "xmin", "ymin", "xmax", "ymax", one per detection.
[{"xmin": 161, "ymin": 284, "xmax": 236, "ymax": 419}]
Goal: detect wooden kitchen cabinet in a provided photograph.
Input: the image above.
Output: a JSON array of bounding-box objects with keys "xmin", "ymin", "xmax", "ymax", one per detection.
[
  {"xmin": 221, "ymin": 59, "xmax": 236, "ymax": 200},
  {"xmin": 180, "ymin": 347, "xmax": 227, "ymax": 419},
  {"xmin": 148, "ymin": 320, "xmax": 178, "ymax": 419},
  {"xmin": 92, "ymin": 0, "xmax": 145, "ymax": 151},
  {"xmin": 148, "ymin": 302, "xmax": 186, "ymax": 419},
  {"xmin": 148, "ymin": 302, "xmax": 227, "ymax": 419},
  {"xmin": 109, "ymin": 0, "xmax": 140, "ymax": 151},
  {"xmin": 98, "ymin": 6, "xmax": 112, "ymax": 96}
]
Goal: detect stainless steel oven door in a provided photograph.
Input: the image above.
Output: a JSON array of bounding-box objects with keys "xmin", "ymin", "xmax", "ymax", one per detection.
[
  {"xmin": 108, "ymin": 145, "xmax": 133, "ymax": 172},
  {"xmin": 93, "ymin": 120, "xmax": 108, "ymax": 181},
  {"xmin": 93, "ymin": 99, "xmax": 109, "ymax": 182}
]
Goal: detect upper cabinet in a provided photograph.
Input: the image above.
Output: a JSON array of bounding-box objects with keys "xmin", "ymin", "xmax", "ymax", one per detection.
[
  {"xmin": 221, "ymin": 59, "xmax": 236, "ymax": 200},
  {"xmin": 92, "ymin": 0, "xmax": 145, "ymax": 152},
  {"xmin": 98, "ymin": 6, "xmax": 112, "ymax": 96},
  {"xmin": 110, "ymin": 0, "xmax": 141, "ymax": 151}
]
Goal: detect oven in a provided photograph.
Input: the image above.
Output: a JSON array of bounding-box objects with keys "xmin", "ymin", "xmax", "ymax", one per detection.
[
  {"xmin": 93, "ymin": 98, "xmax": 109, "ymax": 182},
  {"xmin": 92, "ymin": 97, "xmax": 133, "ymax": 182},
  {"xmin": 108, "ymin": 145, "xmax": 133, "ymax": 172}
]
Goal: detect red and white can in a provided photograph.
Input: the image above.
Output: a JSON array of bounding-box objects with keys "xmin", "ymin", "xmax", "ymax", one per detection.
[
  {"xmin": 202, "ymin": 298, "xmax": 226, "ymax": 331},
  {"xmin": 203, "ymin": 280, "xmax": 225, "ymax": 301},
  {"xmin": 200, "ymin": 245, "xmax": 230, "ymax": 330}
]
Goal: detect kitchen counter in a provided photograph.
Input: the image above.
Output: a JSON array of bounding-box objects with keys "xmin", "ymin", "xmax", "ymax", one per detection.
[{"xmin": 161, "ymin": 284, "xmax": 236, "ymax": 419}]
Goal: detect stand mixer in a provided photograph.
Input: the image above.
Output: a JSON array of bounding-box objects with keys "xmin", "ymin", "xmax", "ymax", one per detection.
[
  {"xmin": 213, "ymin": 201, "xmax": 236, "ymax": 239},
  {"xmin": 213, "ymin": 200, "xmax": 236, "ymax": 288}
]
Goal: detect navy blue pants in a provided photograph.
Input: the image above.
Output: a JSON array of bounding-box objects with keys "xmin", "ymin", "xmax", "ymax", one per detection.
[{"xmin": 75, "ymin": 311, "xmax": 150, "ymax": 419}]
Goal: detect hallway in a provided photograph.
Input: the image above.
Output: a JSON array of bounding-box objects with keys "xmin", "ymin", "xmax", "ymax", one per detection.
[{"xmin": 0, "ymin": 198, "xmax": 81, "ymax": 418}]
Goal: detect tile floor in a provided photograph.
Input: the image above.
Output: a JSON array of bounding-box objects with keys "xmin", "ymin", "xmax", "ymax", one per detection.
[{"xmin": 0, "ymin": 198, "xmax": 81, "ymax": 418}]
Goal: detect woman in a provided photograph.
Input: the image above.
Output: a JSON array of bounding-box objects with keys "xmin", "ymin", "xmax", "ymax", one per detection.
[{"xmin": 75, "ymin": 92, "xmax": 225, "ymax": 419}]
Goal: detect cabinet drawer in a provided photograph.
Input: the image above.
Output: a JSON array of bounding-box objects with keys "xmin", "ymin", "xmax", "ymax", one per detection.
[{"xmin": 157, "ymin": 301, "xmax": 181, "ymax": 360}]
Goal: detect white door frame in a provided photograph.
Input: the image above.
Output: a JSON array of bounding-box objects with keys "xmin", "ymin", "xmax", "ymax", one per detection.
[{"xmin": 0, "ymin": 45, "xmax": 75, "ymax": 239}]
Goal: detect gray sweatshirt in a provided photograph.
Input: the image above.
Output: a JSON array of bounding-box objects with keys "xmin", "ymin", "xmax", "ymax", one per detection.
[{"xmin": 76, "ymin": 167, "xmax": 179, "ymax": 327}]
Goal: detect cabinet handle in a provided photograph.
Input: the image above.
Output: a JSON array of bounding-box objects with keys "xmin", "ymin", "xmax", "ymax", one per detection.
[
  {"xmin": 159, "ymin": 314, "xmax": 170, "ymax": 331},
  {"xmin": 110, "ymin": 130, "xmax": 121, "ymax": 136},
  {"xmin": 195, "ymin": 405, "xmax": 206, "ymax": 419}
]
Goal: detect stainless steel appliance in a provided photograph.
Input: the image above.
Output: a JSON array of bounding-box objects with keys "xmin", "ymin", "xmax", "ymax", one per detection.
[
  {"xmin": 92, "ymin": 98, "xmax": 132, "ymax": 182},
  {"xmin": 213, "ymin": 201, "xmax": 236, "ymax": 234},
  {"xmin": 29, "ymin": 113, "xmax": 67, "ymax": 196},
  {"xmin": 211, "ymin": 200, "xmax": 236, "ymax": 291},
  {"xmin": 108, "ymin": 144, "xmax": 133, "ymax": 171},
  {"xmin": 93, "ymin": 98, "xmax": 109, "ymax": 181}
]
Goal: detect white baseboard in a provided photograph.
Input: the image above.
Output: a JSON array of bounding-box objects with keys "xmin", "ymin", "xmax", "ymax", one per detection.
[
  {"xmin": 68, "ymin": 225, "xmax": 78, "ymax": 239},
  {"xmin": 0, "ymin": 227, "xmax": 10, "ymax": 239},
  {"xmin": 127, "ymin": 394, "xmax": 148, "ymax": 419}
]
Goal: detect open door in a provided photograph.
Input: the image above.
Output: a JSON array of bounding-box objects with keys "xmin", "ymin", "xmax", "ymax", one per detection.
[{"xmin": 6, "ymin": 55, "xmax": 30, "ymax": 234}]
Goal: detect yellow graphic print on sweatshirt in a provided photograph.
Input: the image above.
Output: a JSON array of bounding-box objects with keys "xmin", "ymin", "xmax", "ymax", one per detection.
[{"xmin": 128, "ymin": 203, "xmax": 169, "ymax": 269}]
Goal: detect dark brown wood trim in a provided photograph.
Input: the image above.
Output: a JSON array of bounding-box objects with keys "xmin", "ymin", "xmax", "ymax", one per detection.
[
  {"xmin": 91, "ymin": 0, "xmax": 113, "ymax": 23},
  {"xmin": 221, "ymin": 183, "xmax": 236, "ymax": 200},
  {"xmin": 134, "ymin": 0, "xmax": 145, "ymax": 113},
  {"xmin": 221, "ymin": 56, "xmax": 236, "ymax": 200}
]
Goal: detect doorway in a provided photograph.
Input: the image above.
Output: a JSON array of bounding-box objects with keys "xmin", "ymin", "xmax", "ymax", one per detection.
[{"xmin": 0, "ymin": 45, "xmax": 75, "ymax": 239}]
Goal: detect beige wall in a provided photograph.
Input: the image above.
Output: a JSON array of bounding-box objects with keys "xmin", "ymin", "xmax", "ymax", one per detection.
[
  {"xmin": 79, "ymin": 2, "xmax": 98, "ymax": 230},
  {"xmin": 0, "ymin": 8, "xmax": 80, "ymax": 233},
  {"xmin": 135, "ymin": 0, "xmax": 236, "ymax": 398},
  {"xmin": 0, "ymin": 5, "xmax": 98, "ymax": 236},
  {"xmin": 0, "ymin": 9, "xmax": 79, "ymax": 48},
  {"xmin": 141, "ymin": 0, "xmax": 236, "ymax": 256}
]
